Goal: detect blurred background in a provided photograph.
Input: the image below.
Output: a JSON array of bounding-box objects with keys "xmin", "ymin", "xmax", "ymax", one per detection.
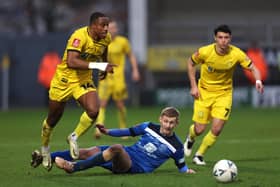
[{"xmin": 0, "ymin": 0, "xmax": 280, "ymax": 109}]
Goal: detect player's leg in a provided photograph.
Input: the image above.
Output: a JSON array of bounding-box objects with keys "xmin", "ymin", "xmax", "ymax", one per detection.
[
  {"xmin": 31, "ymin": 146, "xmax": 101, "ymax": 169},
  {"xmin": 78, "ymin": 146, "xmax": 103, "ymax": 160},
  {"xmin": 189, "ymin": 122, "xmax": 209, "ymax": 165},
  {"xmin": 184, "ymin": 93, "xmax": 210, "ymax": 158},
  {"xmin": 41, "ymin": 100, "xmax": 66, "ymax": 171},
  {"xmin": 115, "ymin": 98, "xmax": 129, "ymax": 139},
  {"xmin": 184, "ymin": 122, "xmax": 208, "ymax": 156},
  {"xmin": 94, "ymin": 99, "xmax": 108, "ymax": 139},
  {"xmin": 113, "ymin": 85, "xmax": 128, "ymax": 133},
  {"xmin": 196, "ymin": 118, "xmax": 225, "ymax": 158},
  {"xmin": 51, "ymin": 146, "xmax": 101, "ymax": 161},
  {"xmin": 110, "ymin": 144, "xmax": 131, "ymax": 173},
  {"xmin": 70, "ymin": 144, "xmax": 131, "ymax": 173},
  {"xmin": 194, "ymin": 91, "xmax": 232, "ymax": 165},
  {"xmin": 55, "ymin": 145, "xmax": 120, "ymax": 173},
  {"xmin": 76, "ymin": 91, "xmax": 100, "ymax": 136},
  {"xmin": 95, "ymin": 80, "xmax": 111, "ymax": 139},
  {"xmin": 68, "ymin": 90, "xmax": 99, "ymax": 159},
  {"xmin": 115, "ymin": 100, "xmax": 127, "ymax": 129}
]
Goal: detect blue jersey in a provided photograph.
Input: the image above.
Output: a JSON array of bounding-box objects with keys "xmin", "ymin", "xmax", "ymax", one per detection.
[{"xmin": 100, "ymin": 122, "xmax": 187, "ymax": 173}]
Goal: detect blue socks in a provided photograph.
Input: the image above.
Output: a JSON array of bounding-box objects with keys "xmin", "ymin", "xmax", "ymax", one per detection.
[{"xmin": 73, "ymin": 152, "xmax": 105, "ymax": 172}]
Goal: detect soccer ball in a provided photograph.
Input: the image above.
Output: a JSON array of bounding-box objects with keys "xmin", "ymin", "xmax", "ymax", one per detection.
[{"xmin": 212, "ymin": 159, "xmax": 238, "ymax": 183}]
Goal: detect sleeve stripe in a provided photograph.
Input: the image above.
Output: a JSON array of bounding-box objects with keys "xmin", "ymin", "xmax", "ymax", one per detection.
[
  {"xmin": 247, "ymin": 61, "xmax": 252, "ymax": 67},
  {"xmin": 67, "ymin": 49, "xmax": 81, "ymax": 53},
  {"xmin": 190, "ymin": 56, "xmax": 197, "ymax": 64}
]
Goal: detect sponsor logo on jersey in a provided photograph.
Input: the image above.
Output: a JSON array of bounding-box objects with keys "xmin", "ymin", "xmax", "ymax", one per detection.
[
  {"xmin": 72, "ymin": 38, "xmax": 81, "ymax": 47},
  {"xmin": 207, "ymin": 66, "xmax": 214, "ymax": 72}
]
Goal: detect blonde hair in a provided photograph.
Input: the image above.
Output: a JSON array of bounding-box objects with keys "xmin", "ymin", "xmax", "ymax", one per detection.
[{"xmin": 160, "ymin": 107, "xmax": 180, "ymax": 118}]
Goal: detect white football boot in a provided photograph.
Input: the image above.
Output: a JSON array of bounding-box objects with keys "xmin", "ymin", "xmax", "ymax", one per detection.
[
  {"xmin": 41, "ymin": 147, "xmax": 52, "ymax": 171},
  {"xmin": 192, "ymin": 155, "xmax": 206, "ymax": 165},
  {"xmin": 67, "ymin": 133, "xmax": 79, "ymax": 160},
  {"xmin": 184, "ymin": 135, "xmax": 195, "ymax": 157}
]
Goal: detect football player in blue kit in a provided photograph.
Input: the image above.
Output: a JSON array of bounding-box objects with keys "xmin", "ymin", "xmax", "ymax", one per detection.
[{"xmin": 31, "ymin": 107, "xmax": 195, "ymax": 174}]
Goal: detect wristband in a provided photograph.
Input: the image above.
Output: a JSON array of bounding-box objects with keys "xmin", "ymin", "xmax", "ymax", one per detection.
[
  {"xmin": 88, "ymin": 62, "xmax": 108, "ymax": 71},
  {"xmin": 256, "ymin": 80, "xmax": 262, "ymax": 85}
]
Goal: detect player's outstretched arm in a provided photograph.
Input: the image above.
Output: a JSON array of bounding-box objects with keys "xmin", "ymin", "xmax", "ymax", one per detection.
[{"xmin": 95, "ymin": 124, "xmax": 131, "ymax": 137}]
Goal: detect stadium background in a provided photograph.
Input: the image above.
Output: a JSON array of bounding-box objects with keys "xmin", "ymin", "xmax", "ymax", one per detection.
[
  {"xmin": 0, "ymin": 1, "xmax": 280, "ymax": 187},
  {"xmin": 0, "ymin": 0, "xmax": 280, "ymax": 109}
]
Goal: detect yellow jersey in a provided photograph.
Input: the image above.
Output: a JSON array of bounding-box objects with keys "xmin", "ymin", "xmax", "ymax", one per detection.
[
  {"xmin": 191, "ymin": 43, "xmax": 251, "ymax": 91},
  {"xmin": 106, "ymin": 35, "xmax": 131, "ymax": 81},
  {"xmin": 56, "ymin": 26, "xmax": 111, "ymax": 82}
]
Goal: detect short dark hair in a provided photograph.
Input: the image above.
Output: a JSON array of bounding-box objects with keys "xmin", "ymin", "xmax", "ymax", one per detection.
[
  {"xmin": 214, "ymin": 24, "xmax": 232, "ymax": 35},
  {"xmin": 89, "ymin": 12, "xmax": 107, "ymax": 24}
]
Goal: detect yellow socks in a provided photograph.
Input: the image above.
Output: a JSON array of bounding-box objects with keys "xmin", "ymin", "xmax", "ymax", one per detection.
[
  {"xmin": 95, "ymin": 106, "xmax": 127, "ymax": 129},
  {"xmin": 196, "ymin": 131, "xmax": 217, "ymax": 156},
  {"xmin": 96, "ymin": 107, "xmax": 105, "ymax": 125},
  {"xmin": 189, "ymin": 124, "xmax": 197, "ymax": 140},
  {"xmin": 118, "ymin": 107, "xmax": 127, "ymax": 129},
  {"xmin": 41, "ymin": 119, "xmax": 53, "ymax": 147},
  {"xmin": 74, "ymin": 112, "xmax": 94, "ymax": 138}
]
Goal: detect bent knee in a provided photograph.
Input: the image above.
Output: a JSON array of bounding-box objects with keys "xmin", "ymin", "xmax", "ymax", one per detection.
[
  {"xmin": 86, "ymin": 109, "xmax": 99, "ymax": 119},
  {"xmin": 194, "ymin": 124, "xmax": 207, "ymax": 135},
  {"xmin": 211, "ymin": 127, "xmax": 223, "ymax": 136}
]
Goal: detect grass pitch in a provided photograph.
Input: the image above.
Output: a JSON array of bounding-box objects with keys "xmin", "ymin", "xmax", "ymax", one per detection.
[{"xmin": 0, "ymin": 106, "xmax": 279, "ymax": 187}]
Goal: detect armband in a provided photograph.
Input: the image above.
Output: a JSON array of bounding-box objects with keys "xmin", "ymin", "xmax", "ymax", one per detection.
[{"xmin": 88, "ymin": 62, "xmax": 108, "ymax": 71}]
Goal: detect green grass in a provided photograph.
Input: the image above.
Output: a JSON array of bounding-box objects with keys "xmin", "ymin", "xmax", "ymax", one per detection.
[{"xmin": 0, "ymin": 106, "xmax": 279, "ymax": 187}]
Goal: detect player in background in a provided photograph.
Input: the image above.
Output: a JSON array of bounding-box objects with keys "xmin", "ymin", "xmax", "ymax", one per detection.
[
  {"xmin": 31, "ymin": 107, "xmax": 195, "ymax": 174},
  {"xmin": 184, "ymin": 24, "xmax": 264, "ymax": 165},
  {"xmin": 36, "ymin": 12, "xmax": 116, "ymax": 171},
  {"xmin": 94, "ymin": 20, "xmax": 140, "ymax": 139}
]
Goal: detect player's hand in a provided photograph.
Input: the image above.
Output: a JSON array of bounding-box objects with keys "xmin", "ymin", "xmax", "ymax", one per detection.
[
  {"xmin": 186, "ymin": 168, "xmax": 196, "ymax": 174},
  {"xmin": 132, "ymin": 70, "xmax": 140, "ymax": 82},
  {"xmin": 95, "ymin": 124, "xmax": 108, "ymax": 134},
  {"xmin": 105, "ymin": 63, "xmax": 117, "ymax": 73},
  {"xmin": 98, "ymin": 71, "xmax": 107, "ymax": 80},
  {"xmin": 190, "ymin": 86, "xmax": 200, "ymax": 99},
  {"xmin": 255, "ymin": 80, "xmax": 264, "ymax": 94}
]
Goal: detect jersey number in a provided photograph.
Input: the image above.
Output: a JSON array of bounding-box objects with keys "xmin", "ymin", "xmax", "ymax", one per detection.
[{"xmin": 224, "ymin": 108, "xmax": 230, "ymax": 117}]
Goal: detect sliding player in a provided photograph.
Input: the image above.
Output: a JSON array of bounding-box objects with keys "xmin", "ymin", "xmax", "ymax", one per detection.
[{"xmin": 31, "ymin": 107, "xmax": 195, "ymax": 174}]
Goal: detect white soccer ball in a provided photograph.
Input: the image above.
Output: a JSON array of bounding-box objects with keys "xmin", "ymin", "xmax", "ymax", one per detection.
[{"xmin": 212, "ymin": 159, "xmax": 238, "ymax": 183}]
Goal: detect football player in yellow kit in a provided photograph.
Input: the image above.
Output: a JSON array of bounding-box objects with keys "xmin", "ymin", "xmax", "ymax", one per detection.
[
  {"xmin": 94, "ymin": 20, "xmax": 140, "ymax": 139},
  {"xmin": 36, "ymin": 12, "xmax": 116, "ymax": 171},
  {"xmin": 184, "ymin": 24, "xmax": 264, "ymax": 165}
]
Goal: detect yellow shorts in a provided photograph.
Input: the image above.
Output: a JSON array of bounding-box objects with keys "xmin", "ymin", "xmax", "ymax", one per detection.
[
  {"xmin": 192, "ymin": 87, "xmax": 232, "ymax": 124},
  {"xmin": 98, "ymin": 79, "xmax": 128, "ymax": 101},
  {"xmin": 49, "ymin": 75, "xmax": 96, "ymax": 102}
]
